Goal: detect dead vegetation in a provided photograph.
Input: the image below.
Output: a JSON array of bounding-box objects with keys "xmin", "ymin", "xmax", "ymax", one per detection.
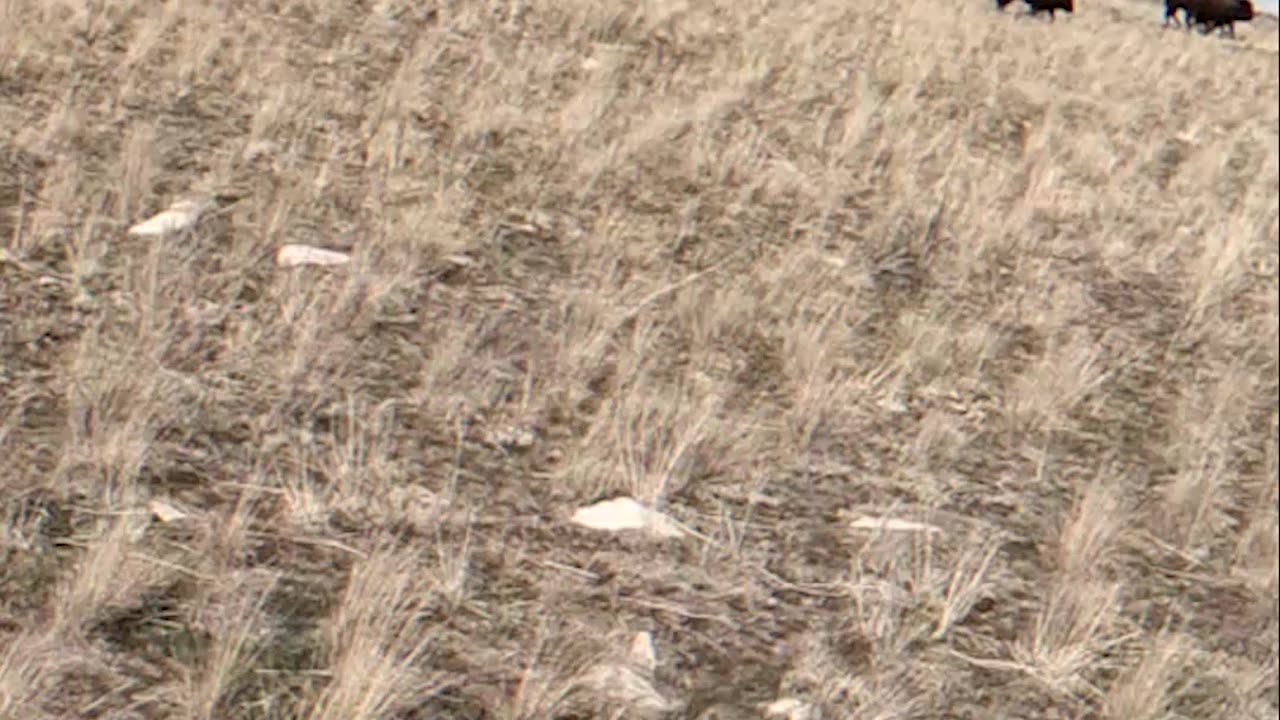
[{"xmin": 1, "ymin": 0, "xmax": 1277, "ymax": 718}]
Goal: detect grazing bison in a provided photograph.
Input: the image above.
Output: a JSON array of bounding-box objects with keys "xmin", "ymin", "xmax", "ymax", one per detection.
[
  {"xmin": 1195, "ymin": 0, "xmax": 1254, "ymax": 36},
  {"xmin": 1170, "ymin": 0, "xmax": 1255, "ymax": 36},
  {"xmin": 996, "ymin": 0, "xmax": 1075, "ymax": 20}
]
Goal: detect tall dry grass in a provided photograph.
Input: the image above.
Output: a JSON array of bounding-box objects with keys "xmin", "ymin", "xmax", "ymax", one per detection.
[{"xmin": 1, "ymin": 0, "xmax": 1276, "ymax": 718}]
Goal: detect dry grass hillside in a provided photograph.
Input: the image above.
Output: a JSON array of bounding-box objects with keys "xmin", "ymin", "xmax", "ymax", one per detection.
[{"xmin": 1, "ymin": 0, "xmax": 1277, "ymax": 718}]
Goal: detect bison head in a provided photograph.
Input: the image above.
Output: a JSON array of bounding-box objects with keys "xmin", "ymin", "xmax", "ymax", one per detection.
[{"xmin": 1232, "ymin": 0, "xmax": 1255, "ymax": 21}]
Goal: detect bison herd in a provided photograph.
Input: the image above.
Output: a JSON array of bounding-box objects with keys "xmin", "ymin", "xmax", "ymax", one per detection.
[{"xmin": 995, "ymin": 0, "xmax": 1258, "ymax": 37}]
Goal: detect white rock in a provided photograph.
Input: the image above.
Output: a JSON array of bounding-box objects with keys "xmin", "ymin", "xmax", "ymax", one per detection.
[
  {"xmin": 276, "ymin": 244, "xmax": 351, "ymax": 268},
  {"xmin": 876, "ymin": 392, "xmax": 909, "ymax": 414},
  {"xmin": 848, "ymin": 515, "xmax": 941, "ymax": 534},
  {"xmin": 569, "ymin": 497, "xmax": 685, "ymax": 539},
  {"xmin": 747, "ymin": 490, "xmax": 781, "ymax": 507},
  {"xmin": 148, "ymin": 498, "xmax": 189, "ymax": 523},
  {"xmin": 763, "ymin": 697, "xmax": 820, "ymax": 720},
  {"xmin": 629, "ymin": 631, "xmax": 657, "ymax": 674},
  {"xmin": 485, "ymin": 424, "xmax": 537, "ymax": 450},
  {"xmin": 127, "ymin": 199, "xmax": 208, "ymax": 237},
  {"xmin": 443, "ymin": 253, "xmax": 476, "ymax": 267}
]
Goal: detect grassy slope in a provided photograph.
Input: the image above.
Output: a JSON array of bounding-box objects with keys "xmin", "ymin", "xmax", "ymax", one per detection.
[{"xmin": 1, "ymin": 0, "xmax": 1277, "ymax": 718}]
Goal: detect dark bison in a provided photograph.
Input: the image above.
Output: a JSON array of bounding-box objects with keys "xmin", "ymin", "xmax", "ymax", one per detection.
[
  {"xmin": 1166, "ymin": 0, "xmax": 1255, "ymax": 36},
  {"xmin": 996, "ymin": 0, "xmax": 1075, "ymax": 20}
]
